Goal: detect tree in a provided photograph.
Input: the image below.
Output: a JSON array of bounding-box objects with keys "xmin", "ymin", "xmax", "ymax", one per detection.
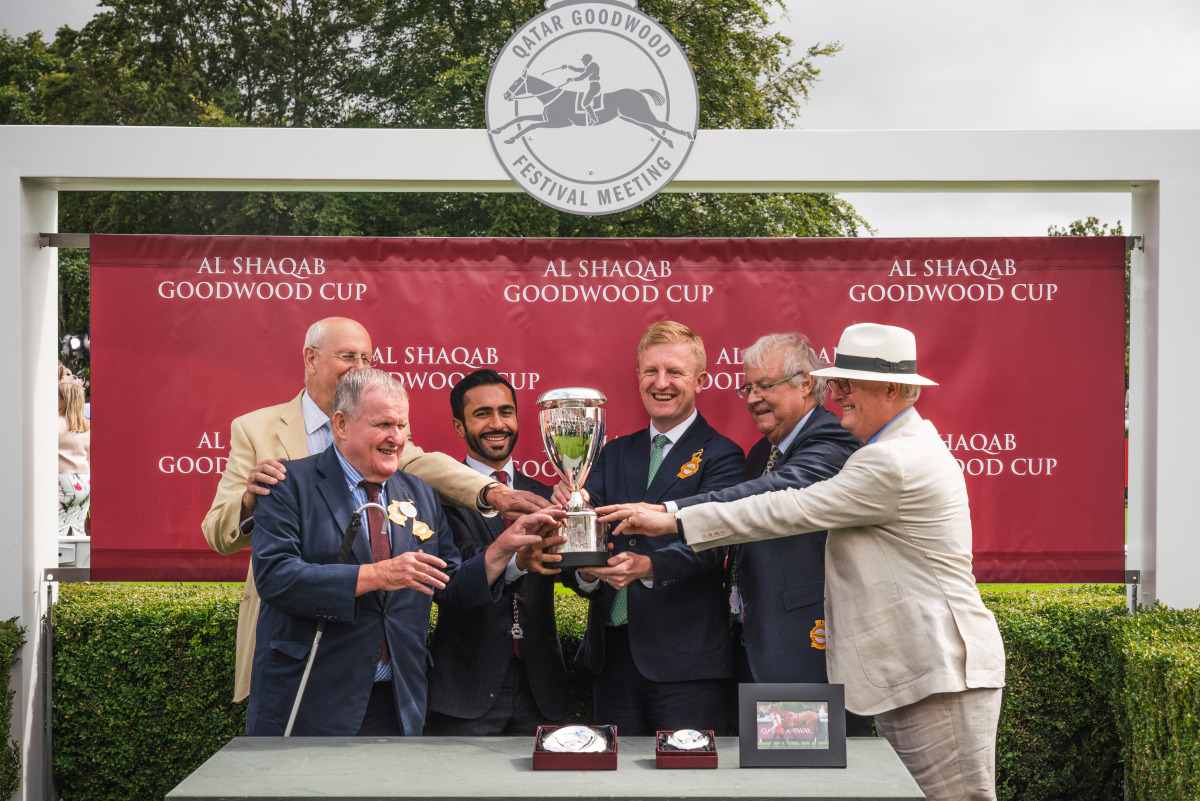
[
  {"xmin": 0, "ymin": 0, "xmax": 871, "ymax": 345},
  {"xmin": 1048, "ymin": 217, "xmax": 1129, "ymax": 388},
  {"xmin": 0, "ymin": 30, "xmax": 64, "ymax": 124}
]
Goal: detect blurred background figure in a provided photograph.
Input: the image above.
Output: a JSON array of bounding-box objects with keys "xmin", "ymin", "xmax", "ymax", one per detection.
[{"xmin": 58, "ymin": 378, "xmax": 91, "ymax": 537}]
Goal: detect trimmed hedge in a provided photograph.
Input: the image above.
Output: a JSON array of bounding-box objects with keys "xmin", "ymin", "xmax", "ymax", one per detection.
[
  {"xmin": 1, "ymin": 617, "xmax": 26, "ymax": 801},
  {"xmin": 984, "ymin": 586, "xmax": 1127, "ymax": 801},
  {"xmin": 50, "ymin": 583, "xmax": 1200, "ymax": 801},
  {"xmin": 1112, "ymin": 606, "xmax": 1200, "ymax": 799}
]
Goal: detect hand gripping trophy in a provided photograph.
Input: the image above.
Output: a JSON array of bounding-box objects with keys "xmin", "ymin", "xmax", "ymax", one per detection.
[{"xmin": 537, "ymin": 388, "xmax": 608, "ymax": 567}]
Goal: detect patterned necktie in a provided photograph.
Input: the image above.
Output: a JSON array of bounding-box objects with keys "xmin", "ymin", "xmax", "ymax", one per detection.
[
  {"xmin": 361, "ymin": 480, "xmax": 390, "ymax": 664},
  {"xmin": 494, "ymin": 470, "xmax": 522, "ymax": 658},
  {"xmin": 610, "ymin": 434, "xmax": 670, "ymax": 626},
  {"xmin": 763, "ymin": 446, "xmax": 783, "ymax": 476},
  {"xmin": 492, "ymin": 470, "xmax": 511, "ymax": 529}
]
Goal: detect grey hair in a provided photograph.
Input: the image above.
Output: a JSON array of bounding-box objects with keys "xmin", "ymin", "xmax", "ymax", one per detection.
[
  {"xmin": 304, "ymin": 319, "xmax": 328, "ymax": 350},
  {"xmin": 332, "ymin": 368, "xmax": 407, "ymax": 420},
  {"xmin": 897, "ymin": 383, "xmax": 922, "ymax": 403},
  {"xmin": 742, "ymin": 332, "xmax": 828, "ymax": 405}
]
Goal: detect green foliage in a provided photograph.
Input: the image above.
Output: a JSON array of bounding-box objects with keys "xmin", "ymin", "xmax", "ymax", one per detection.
[
  {"xmin": 1111, "ymin": 606, "xmax": 1200, "ymax": 800},
  {"xmin": 0, "ymin": 30, "xmax": 64, "ymax": 124},
  {"xmin": 52, "ymin": 583, "xmax": 245, "ymax": 801},
  {"xmin": 984, "ymin": 585, "xmax": 1127, "ymax": 801},
  {"xmin": 1, "ymin": 617, "xmax": 27, "ymax": 801},
  {"xmin": 0, "ymin": 0, "xmax": 870, "ymax": 335}
]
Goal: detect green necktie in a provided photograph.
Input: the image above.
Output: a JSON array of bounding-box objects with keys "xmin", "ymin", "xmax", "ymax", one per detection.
[{"xmin": 610, "ymin": 434, "xmax": 670, "ymax": 626}]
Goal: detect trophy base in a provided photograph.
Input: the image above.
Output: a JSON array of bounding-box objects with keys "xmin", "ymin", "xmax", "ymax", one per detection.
[{"xmin": 556, "ymin": 550, "xmax": 611, "ymax": 569}]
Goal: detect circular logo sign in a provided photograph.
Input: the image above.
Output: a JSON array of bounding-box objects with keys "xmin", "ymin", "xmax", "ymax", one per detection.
[{"xmin": 486, "ymin": 0, "xmax": 699, "ymax": 216}]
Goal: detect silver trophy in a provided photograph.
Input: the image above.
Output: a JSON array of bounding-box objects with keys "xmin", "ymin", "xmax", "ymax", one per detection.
[{"xmin": 537, "ymin": 388, "xmax": 608, "ymax": 568}]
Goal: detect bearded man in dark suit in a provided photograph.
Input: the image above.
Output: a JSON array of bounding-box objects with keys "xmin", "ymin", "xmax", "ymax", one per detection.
[{"xmin": 426, "ymin": 369, "xmax": 570, "ymax": 735}]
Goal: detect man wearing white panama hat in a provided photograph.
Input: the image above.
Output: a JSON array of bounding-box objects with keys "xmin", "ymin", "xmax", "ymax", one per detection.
[{"xmin": 598, "ymin": 323, "xmax": 1006, "ymax": 801}]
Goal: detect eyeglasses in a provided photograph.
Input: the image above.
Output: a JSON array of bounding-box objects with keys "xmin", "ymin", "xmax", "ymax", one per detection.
[
  {"xmin": 315, "ymin": 347, "xmax": 373, "ymax": 367},
  {"xmin": 829, "ymin": 378, "xmax": 853, "ymax": 395},
  {"xmin": 735, "ymin": 371, "xmax": 805, "ymax": 399}
]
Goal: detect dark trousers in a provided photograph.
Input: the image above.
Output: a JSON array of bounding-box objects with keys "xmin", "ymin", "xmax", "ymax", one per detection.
[
  {"xmin": 426, "ymin": 657, "xmax": 558, "ymax": 736},
  {"xmin": 593, "ymin": 624, "xmax": 726, "ymax": 737},
  {"xmin": 357, "ymin": 680, "xmax": 403, "ymax": 736}
]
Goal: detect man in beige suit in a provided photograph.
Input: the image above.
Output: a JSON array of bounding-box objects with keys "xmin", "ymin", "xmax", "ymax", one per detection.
[
  {"xmin": 599, "ymin": 323, "xmax": 1006, "ymax": 801},
  {"xmin": 203, "ymin": 317, "xmax": 549, "ymax": 703}
]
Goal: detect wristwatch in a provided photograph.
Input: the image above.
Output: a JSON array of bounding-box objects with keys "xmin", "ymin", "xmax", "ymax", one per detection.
[
  {"xmin": 674, "ymin": 511, "xmax": 685, "ymax": 537},
  {"xmin": 477, "ymin": 481, "xmax": 501, "ymax": 516}
]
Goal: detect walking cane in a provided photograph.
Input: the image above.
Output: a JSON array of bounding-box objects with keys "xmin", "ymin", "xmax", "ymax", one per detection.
[{"xmin": 284, "ymin": 501, "xmax": 387, "ymax": 737}]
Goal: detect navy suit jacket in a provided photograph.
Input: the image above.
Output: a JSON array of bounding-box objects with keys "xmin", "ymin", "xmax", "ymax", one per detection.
[
  {"xmin": 563, "ymin": 412, "xmax": 745, "ymax": 682},
  {"xmin": 248, "ymin": 446, "xmax": 497, "ymax": 736},
  {"xmin": 427, "ymin": 469, "xmax": 569, "ymax": 721},
  {"xmin": 676, "ymin": 406, "xmax": 859, "ymax": 683}
]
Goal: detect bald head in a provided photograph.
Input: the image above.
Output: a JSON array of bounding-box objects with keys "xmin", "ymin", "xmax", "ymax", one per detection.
[{"xmin": 302, "ymin": 317, "xmax": 373, "ymax": 414}]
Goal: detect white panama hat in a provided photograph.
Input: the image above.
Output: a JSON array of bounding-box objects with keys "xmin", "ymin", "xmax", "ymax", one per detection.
[{"xmin": 811, "ymin": 323, "xmax": 938, "ymax": 386}]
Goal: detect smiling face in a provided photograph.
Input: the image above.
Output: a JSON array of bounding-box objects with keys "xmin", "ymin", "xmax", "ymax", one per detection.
[
  {"xmin": 304, "ymin": 318, "xmax": 373, "ymax": 415},
  {"xmin": 454, "ymin": 383, "xmax": 519, "ymax": 470},
  {"xmin": 332, "ymin": 386, "xmax": 409, "ymax": 482},
  {"xmin": 742, "ymin": 352, "xmax": 817, "ymax": 446},
  {"xmin": 638, "ymin": 341, "xmax": 704, "ymax": 431},
  {"xmin": 828, "ymin": 378, "xmax": 901, "ymax": 443}
]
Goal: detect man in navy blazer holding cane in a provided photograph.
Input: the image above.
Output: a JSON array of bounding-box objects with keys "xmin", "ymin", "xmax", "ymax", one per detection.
[{"xmin": 248, "ymin": 369, "xmax": 562, "ymax": 737}]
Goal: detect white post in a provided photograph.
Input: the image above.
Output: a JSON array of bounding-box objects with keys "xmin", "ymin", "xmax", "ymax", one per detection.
[{"xmin": 2, "ymin": 176, "xmax": 59, "ymax": 801}]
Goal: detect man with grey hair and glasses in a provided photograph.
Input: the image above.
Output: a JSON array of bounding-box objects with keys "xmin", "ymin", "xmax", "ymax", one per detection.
[
  {"xmin": 599, "ymin": 323, "xmax": 1006, "ymax": 801},
  {"xmin": 203, "ymin": 317, "xmax": 549, "ymax": 705},
  {"xmin": 605, "ymin": 332, "xmax": 867, "ymax": 734}
]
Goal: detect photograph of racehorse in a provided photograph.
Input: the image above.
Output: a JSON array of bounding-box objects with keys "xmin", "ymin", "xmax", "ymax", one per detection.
[
  {"xmin": 490, "ymin": 70, "xmax": 694, "ymax": 148},
  {"xmin": 756, "ymin": 702, "xmax": 830, "ymax": 750}
]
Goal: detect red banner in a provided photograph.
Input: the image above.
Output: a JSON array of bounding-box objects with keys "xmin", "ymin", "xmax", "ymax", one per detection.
[{"xmin": 90, "ymin": 235, "xmax": 1126, "ymax": 582}]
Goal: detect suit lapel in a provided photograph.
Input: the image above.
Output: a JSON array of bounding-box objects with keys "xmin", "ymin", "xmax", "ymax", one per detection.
[
  {"xmin": 314, "ymin": 448, "xmax": 365, "ymax": 564},
  {"xmin": 278, "ymin": 392, "xmax": 311, "ymax": 459},
  {"xmin": 645, "ymin": 415, "xmax": 712, "ymax": 503},
  {"xmin": 621, "ymin": 428, "xmax": 652, "ymax": 502}
]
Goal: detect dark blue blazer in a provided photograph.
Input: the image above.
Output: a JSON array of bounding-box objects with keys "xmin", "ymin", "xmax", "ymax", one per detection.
[
  {"xmin": 563, "ymin": 412, "xmax": 745, "ymax": 682},
  {"xmin": 427, "ymin": 470, "xmax": 568, "ymax": 721},
  {"xmin": 248, "ymin": 445, "xmax": 497, "ymax": 736},
  {"xmin": 676, "ymin": 406, "xmax": 859, "ymax": 683}
]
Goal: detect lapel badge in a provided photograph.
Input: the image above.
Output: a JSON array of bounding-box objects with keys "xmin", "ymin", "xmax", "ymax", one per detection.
[
  {"xmin": 809, "ymin": 619, "xmax": 827, "ymax": 650},
  {"xmin": 399, "ymin": 500, "xmax": 418, "ymax": 518},
  {"xmin": 677, "ymin": 448, "xmax": 704, "ymax": 479},
  {"xmin": 412, "ymin": 520, "xmax": 434, "ymax": 542},
  {"xmin": 387, "ymin": 499, "xmax": 408, "ymax": 526}
]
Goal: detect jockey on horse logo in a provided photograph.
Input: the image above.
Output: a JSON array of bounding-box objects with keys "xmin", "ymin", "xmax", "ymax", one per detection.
[
  {"xmin": 484, "ymin": 0, "xmax": 699, "ymax": 215},
  {"xmin": 490, "ymin": 60, "xmax": 694, "ymax": 149}
]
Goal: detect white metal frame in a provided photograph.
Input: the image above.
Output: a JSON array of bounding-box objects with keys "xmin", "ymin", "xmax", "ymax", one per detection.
[{"xmin": 2, "ymin": 125, "xmax": 1196, "ymax": 800}]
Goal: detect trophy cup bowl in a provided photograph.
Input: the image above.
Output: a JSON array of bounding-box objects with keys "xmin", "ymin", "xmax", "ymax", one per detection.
[{"xmin": 537, "ymin": 387, "xmax": 608, "ymax": 568}]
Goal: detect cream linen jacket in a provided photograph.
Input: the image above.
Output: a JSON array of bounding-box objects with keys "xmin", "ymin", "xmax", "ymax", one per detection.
[
  {"xmin": 201, "ymin": 391, "xmax": 492, "ymax": 702},
  {"xmin": 679, "ymin": 408, "xmax": 1005, "ymax": 715}
]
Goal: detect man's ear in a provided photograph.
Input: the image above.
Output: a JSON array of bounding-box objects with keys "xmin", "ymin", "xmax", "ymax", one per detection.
[
  {"xmin": 331, "ymin": 410, "xmax": 348, "ymax": 439},
  {"xmin": 303, "ymin": 345, "xmax": 319, "ymax": 375},
  {"xmin": 452, "ymin": 418, "xmax": 466, "ymax": 440}
]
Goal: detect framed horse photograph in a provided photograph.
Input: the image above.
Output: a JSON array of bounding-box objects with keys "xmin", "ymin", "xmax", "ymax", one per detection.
[{"xmin": 737, "ymin": 683, "xmax": 847, "ymax": 768}]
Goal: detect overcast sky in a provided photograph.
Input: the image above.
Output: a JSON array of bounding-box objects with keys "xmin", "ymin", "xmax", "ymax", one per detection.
[{"xmin": 4, "ymin": 0, "xmax": 1197, "ymax": 236}]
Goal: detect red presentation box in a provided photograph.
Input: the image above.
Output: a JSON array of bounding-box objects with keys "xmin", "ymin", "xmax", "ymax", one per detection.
[
  {"xmin": 532, "ymin": 725, "xmax": 618, "ymax": 770},
  {"xmin": 655, "ymin": 730, "xmax": 718, "ymax": 769}
]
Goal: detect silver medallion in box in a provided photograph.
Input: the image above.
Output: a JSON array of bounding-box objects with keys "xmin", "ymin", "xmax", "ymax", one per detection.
[{"xmin": 537, "ymin": 388, "xmax": 608, "ymax": 568}]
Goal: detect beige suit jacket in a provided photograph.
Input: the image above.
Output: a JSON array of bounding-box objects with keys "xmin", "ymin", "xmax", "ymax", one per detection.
[
  {"xmin": 679, "ymin": 408, "xmax": 1005, "ymax": 716},
  {"xmin": 201, "ymin": 391, "xmax": 492, "ymax": 702}
]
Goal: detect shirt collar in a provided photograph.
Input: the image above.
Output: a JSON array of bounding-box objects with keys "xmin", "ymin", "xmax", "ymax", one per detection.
[
  {"xmin": 649, "ymin": 408, "xmax": 698, "ymax": 444},
  {"xmin": 773, "ymin": 406, "xmax": 816, "ymax": 455},
  {"xmin": 465, "ymin": 454, "xmax": 513, "ymax": 482},
  {"xmin": 300, "ymin": 389, "xmax": 330, "ymax": 436},
  {"xmin": 332, "ymin": 445, "xmax": 366, "ymax": 491},
  {"xmin": 867, "ymin": 406, "xmax": 914, "ymax": 445}
]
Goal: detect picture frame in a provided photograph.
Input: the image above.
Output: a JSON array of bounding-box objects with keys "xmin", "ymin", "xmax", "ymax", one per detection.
[{"xmin": 737, "ymin": 683, "xmax": 847, "ymax": 768}]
